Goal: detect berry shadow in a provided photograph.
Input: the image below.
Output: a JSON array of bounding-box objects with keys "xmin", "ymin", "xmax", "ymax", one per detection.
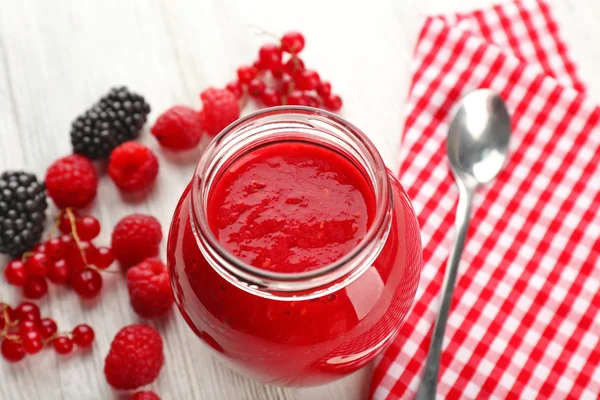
[
  {"xmin": 133, "ymin": 306, "xmax": 176, "ymax": 337},
  {"xmin": 79, "ymin": 270, "xmax": 123, "ymax": 311},
  {"xmin": 158, "ymin": 142, "xmax": 208, "ymax": 167},
  {"xmin": 115, "ymin": 183, "xmax": 158, "ymax": 205}
]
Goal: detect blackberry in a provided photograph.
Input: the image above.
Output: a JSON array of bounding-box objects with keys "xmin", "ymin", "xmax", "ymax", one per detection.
[
  {"xmin": 0, "ymin": 171, "xmax": 47, "ymax": 256},
  {"xmin": 70, "ymin": 87, "xmax": 151, "ymax": 160}
]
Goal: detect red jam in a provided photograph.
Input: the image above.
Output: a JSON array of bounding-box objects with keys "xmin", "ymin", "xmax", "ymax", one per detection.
[
  {"xmin": 168, "ymin": 141, "xmax": 422, "ymax": 386},
  {"xmin": 207, "ymin": 142, "xmax": 376, "ymax": 273}
]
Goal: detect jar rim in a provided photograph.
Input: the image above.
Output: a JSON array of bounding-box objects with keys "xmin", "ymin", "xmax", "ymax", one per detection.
[{"xmin": 190, "ymin": 106, "xmax": 392, "ymax": 298}]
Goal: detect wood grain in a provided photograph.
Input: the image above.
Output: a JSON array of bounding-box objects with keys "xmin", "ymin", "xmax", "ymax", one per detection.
[{"xmin": 0, "ymin": 0, "xmax": 598, "ymax": 399}]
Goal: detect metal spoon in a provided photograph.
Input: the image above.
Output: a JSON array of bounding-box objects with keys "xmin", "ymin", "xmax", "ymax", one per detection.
[{"xmin": 416, "ymin": 89, "xmax": 511, "ymax": 400}]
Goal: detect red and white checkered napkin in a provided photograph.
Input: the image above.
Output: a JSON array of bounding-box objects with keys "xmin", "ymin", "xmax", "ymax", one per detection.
[{"xmin": 371, "ymin": 0, "xmax": 600, "ymax": 399}]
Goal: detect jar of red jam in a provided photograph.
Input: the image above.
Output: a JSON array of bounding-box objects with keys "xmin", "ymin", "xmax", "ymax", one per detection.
[{"xmin": 167, "ymin": 107, "xmax": 422, "ymax": 386}]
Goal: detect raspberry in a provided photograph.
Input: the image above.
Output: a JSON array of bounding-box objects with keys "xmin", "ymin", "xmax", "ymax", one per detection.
[
  {"xmin": 131, "ymin": 391, "xmax": 161, "ymax": 400},
  {"xmin": 108, "ymin": 142, "xmax": 159, "ymax": 192},
  {"xmin": 104, "ymin": 324, "xmax": 164, "ymax": 390},
  {"xmin": 111, "ymin": 214, "xmax": 162, "ymax": 267},
  {"xmin": 45, "ymin": 155, "xmax": 98, "ymax": 209},
  {"xmin": 151, "ymin": 106, "xmax": 204, "ymax": 151},
  {"xmin": 127, "ymin": 258, "xmax": 173, "ymax": 318},
  {"xmin": 200, "ymin": 88, "xmax": 240, "ymax": 136}
]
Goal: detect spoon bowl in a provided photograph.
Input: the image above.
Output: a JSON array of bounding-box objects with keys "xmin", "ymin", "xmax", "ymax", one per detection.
[{"xmin": 447, "ymin": 89, "xmax": 511, "ymax": 186}]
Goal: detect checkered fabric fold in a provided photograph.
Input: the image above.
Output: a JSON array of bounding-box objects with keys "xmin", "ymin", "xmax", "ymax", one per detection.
[{"xmin": 371, "ymin": 0, "xmax": 600, "ymax": 398}]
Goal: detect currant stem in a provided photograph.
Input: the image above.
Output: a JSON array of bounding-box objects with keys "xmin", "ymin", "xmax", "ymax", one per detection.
[
  {"xmin": 238, "ymin": 92, "xmax": 250, "ymax": 111},
  {"xmin": 46, "ymin": 215, "xmax": 60, "ymax": 239},
  {"xmin": 43, "ymin": 330, "xmax": 70, "ymax": 345},
  {"xmin": 247, "ymin": 24, "xmax": 280, "ymax": 41},
  {"xmin": 21, "ymin": 251, "xmax": 34, "ymax": 263},
  {"xmin": 5, "ymin": 335, "xmax": 21, "ymax": 344},
  {"xmin": 1, "ymin": 305, "xmax": 20, "ymax": 341},
  {"xmin": 66, "ymin": 208, "xmax": 94, "ymax": 270},
  {"xmin": 86, "ymin": 264, "xmax": 119, "ymax": 274}
]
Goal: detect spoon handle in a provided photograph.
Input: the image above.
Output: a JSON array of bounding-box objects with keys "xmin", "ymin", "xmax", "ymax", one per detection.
[{"xmin": 416, "ymin": 182, "xmax": 474, "ymax": 400}]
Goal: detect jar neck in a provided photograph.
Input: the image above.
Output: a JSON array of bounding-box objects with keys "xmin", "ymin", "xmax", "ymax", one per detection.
[{"xmin": 190, "ymin": 106, "xmax": 392, "ymax": 300}]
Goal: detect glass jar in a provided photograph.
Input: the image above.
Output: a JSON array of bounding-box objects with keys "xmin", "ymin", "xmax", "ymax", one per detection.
[{"xmin": 167, "ymin": 107, "xmax": 422, "ymax": 386}]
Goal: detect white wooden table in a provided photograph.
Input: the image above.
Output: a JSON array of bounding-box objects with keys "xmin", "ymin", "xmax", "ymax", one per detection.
[{"xmin": 1, "ymin": 0, "xmax": 599, "ymax": 399}]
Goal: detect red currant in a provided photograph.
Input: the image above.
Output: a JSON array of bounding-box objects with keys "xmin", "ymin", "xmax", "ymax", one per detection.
[
  {"xmin": 225, "ymin": 81, "xmax": 243, "ymax": 99},
  {"xmin": 15, "ymin": 302, "xmax": 41, "ymax": 323},
  {"xmin": 236, "ymin": 65, "xmax": 258, "ymax": 84},
  {"xmin": 65, "ymin": 240, "xmax": 99, "ymax": 274},
  {"xmin": 316, "ymin": 81, "xmax": 332, "ymax": 98},
  {"xmin": 27, "ymin": 252, "xmax": 49, "ymax": 277},
  {"xmin": 253, "ymin": 59, "xmax": 264, "ymax": 71},
  {"xmin": 76, "ymin": 216, "xmax": 100, "ymax": 241},
  {"xmin": 39, "ymin": 318, "xmax": 58, "ymax": 340},
  {"xmin": 47, "ymin": 259, "xmax": 71, "ymax": 285},
  {"xmin": 72, "ymin": 324, "xmax": 95, "ymax": 348},
  {"xmin": 248, "ymin": 79, "xmax": 266, "ymax": 98},
  {"xmin": 23, "ymin": 276, "xmax": 48, "ymax": 299},
  {"xmin": 72, "ymin": 269, "xmax": 103, "ymax": 299},
  {"xmin": 295, "ymin": 70, "xmax": 320, "ymax": 91},
  {"xmin": 18, "ymin": 320, "xmax": 39, "ymax": 336},
  {"xmin": 258, "ymin": 44, "xmax": 282, "ymax": 70},
  {"xmin": 284, "ymin": 57, "xmax": 305, "ymax": 76},
  {"xmin": 281, "ymin": 31, "xmax": 305, "ymax": 54},
  {"xmin": 61, "ymin": 233, "xmax": 73, "ymax": 244},
  {"xmin": 4, "ymin": 260, "xmax": 29, "ymax": 286},
  {"xmin": 262, "ymin": 88, "xmax": 282, "ymax": 107},
  {"xmin": 59, "ymin": 209, "xmax": 78, "ymax": 234},
  {"xmin": 22, "ymin": 330, "xmax": 43, "ymax": 354},
  {"xmin": 1, "ymin": 338, "xmax": 26, "ymax": 362},
  {"xmin": 95, "ymin": 247, "xmax": 114, "ymax": 269},
  {"xmin": 279, "ymin": 75, "xmax": 295, "ymax": 95},
  {"xmin": 324, "ymin": 94, "xmax": 343, "ymax": 111},
  {"xmin": 45, "ymin": 237, "xmax": 67, "ymax": 261},
  {"xmin": 286, "ymin": 91, "xmax": 308, "ymax": 106},
  {"xmin": 271, "ymin": 66, "xmax": 284, "ymax": 80},
  {"xmin": 305, "ymin": 95, "xmax": 320, "ymax": 108},
  {"xmin": 53, "ymin": 336, "xmax": 73, "ymax": 355},
  {"xmin": 32, "ymin": 242, "xmax": 47, "ymax": 254}
]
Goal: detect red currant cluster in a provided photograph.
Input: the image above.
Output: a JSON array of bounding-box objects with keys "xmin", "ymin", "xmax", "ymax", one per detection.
[
  {"xmin": 3, "ymin": 209, "xmax": 115, "ymax": 299},
  {"xmin": 0, "ymin": 301, "xmax": 94, "ymax": 362},
  {"xmin": 226, "ymin": 31, "xmax": 342, "ymax": 110}
]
